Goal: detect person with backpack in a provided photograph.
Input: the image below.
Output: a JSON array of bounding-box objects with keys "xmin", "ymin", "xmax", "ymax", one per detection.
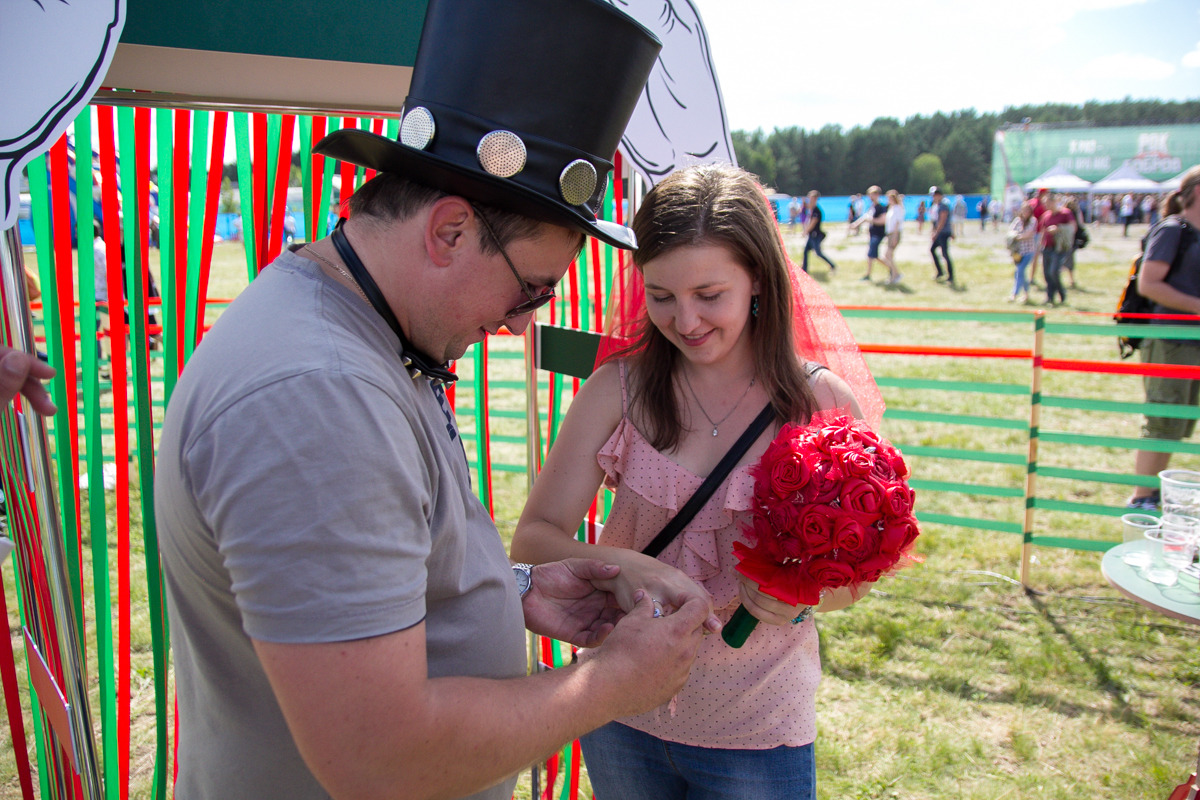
[{"xmin": 1127, "ymin": 167, "xmax": 1200, "ymax": 510}]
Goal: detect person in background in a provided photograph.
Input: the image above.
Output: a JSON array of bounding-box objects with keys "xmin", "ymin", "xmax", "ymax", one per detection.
[
  {"xmin": 1061, "ymin": 197, "xmax": 1085, "ymax": 289},
  {"xmin": 1037, "ymin": 194, "xmax": 1075, "ymax": 306},
  {"xmin": 929, "ymin": 186, "xmax": 955, "ymax": 286},
  {"xmin": 801, "ymin": 190, "xmax": 836, "ymax": 274},
  {"xmin": 1007, "ymin": 202, "xmax": 1038, "ymax": 303},
  {"xmin": 1121, "ymin": 192, "xmax": 1136, "ymax": 237},
  {"xmin": 1127, "ymin": 173, "xmax": 1200, "ymax": 510},
  {"xmin": 952, "ymin": 194, "xmax": 967, "ymax": 238},
  {"xmin": 850, "ymin": 185, "xmax": 887, "ymax": 282},
  {"xmin": 0, "ymin": 348, "xmax": 55, "ymax": 415},
  {"xmin": 916, "ymin": 199, "xmax": 927, "ymax": 232},
  {"xmin": 511, "ymin": 163, "xmax": 882, "ymax": 800},
  {"xmin": 989, "ymin": 196, "xmax": 1002, "ymax": 230},
  {"xmin": 883, "ymin": 189, "xmax": 904, "ymax": 285},
  {"xmin": 977, "ymin": 196, "xmax": 989, "ymax": 231}
]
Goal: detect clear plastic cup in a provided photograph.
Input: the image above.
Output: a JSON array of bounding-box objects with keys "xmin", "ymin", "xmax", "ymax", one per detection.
[
  {"xmin": 1162, "ymin": 529, "xmax": 1196, "ymax": 571},
  {"xmin": 1158, "ymin": 469, "xmax": 1200, "ymax": 517},
  {"xmin": 1160, "ymin": 512, "xmax": 1200, "ymax": 548},
  {"xmin": 1120, "ymin": 513, "xmax": 1158, "ymax": 569},
  {"xmin": 1143, "ymin": 528, "xmax": 1179, "ymax": 586}
]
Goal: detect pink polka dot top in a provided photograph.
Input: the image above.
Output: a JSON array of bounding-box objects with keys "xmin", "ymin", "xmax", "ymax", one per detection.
[{"xmin": 585, "ymin": 361, "xmax": 821, "ymax": 749}]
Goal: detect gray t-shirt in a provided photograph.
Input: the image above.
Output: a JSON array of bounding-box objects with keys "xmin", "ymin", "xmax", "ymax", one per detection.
[
  {"xmin": 156, "ymin": 249, "xmax": 527, "ymax": 799},
  {"xmin": 1146, "ymin": 217, "xmax": 1200, "ymax": 325}
]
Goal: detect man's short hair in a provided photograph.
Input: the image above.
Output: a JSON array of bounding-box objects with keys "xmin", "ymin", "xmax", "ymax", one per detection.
[{"xmin": 347, "ymin": 172, "xmax": 553, "ymax": 255}]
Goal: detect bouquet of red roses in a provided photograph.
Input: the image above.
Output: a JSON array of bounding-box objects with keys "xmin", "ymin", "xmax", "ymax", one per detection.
[{"xmin": 722, "ymin": 413, "xmax": 920, "ymax": 647}]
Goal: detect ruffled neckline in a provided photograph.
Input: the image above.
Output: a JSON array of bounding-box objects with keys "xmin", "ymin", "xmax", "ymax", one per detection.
[{"xmin": 597, "ymin": 416, "xmax": 757, "ymax": 590}]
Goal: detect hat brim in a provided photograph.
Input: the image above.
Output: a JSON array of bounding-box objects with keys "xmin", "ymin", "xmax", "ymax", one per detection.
[{"xmin": 315, "ymin": 128, "xmax": 636, "ymax": 250}]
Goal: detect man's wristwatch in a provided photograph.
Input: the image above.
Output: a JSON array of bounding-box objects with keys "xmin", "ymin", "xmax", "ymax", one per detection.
[{"xmin": 512, "ymin": 563, "xmax": 534, "ymax": 599}]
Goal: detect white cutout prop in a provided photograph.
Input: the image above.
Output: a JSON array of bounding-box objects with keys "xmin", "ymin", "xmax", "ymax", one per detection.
[
  {"xmin": 0, "ymin": 0, "xmax": 125, "ymax": 230},
  {"xmin": 610, "ymin": 0, "xmax": 736, "ymax": 187}
]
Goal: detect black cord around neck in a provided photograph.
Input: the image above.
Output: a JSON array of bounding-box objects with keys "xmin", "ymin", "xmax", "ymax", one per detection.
[{"xmin": 329, "ymin": 220, "xmax": 458, "ymax": 385}]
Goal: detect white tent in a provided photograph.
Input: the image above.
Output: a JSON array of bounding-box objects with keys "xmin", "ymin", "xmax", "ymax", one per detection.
[
  {"xmin": 1090, "ymin": 162, "xmax": 1164, "ymax": 194},
  {"xmin": 1024, "ymin": 164, "xmax": 1092, "ymax": 192}
]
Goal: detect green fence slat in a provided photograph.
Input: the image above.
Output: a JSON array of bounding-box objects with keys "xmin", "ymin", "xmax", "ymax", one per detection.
[
  {"xmin": 841, "ymin": 308, "xmax": 1032, "ymax": 323},
  {"xmin": 914, "ymin": 512, "xmax": 1023, "ymax": 534},
  {"xmin": 233, "ymin": 112, "xmax": 259, "ymax": 277},
  {"xmin": 1030, "ymin": 498, "xmax": 1128, "ymax": 517},
  {"xmin": 874, "ymin": 376, "xmax": 1030, "ymax": 395},
  {"xmin": 1035, "ymin": 465, "xmax": 1158, "ymax": 488},
  {"xmin": 908, "ymin": 479, "xmax": 1024, "ymax": 498},
  {"xmin": 1028, "ymin": 536, "xmax": 1116, "ymax": 552},
  {"xmin": 896, "ymin": 445, "xmax": 1026, "ymax": 465},
  {"xmin": 155, "ymin": 107, "xmax": 180, "ymax": 401},
  {"xmin": 1039, "ymin": 430, "xmax": 1200, "ymax": 454},
  {"xmin": 1042, "ymin": 395, "xmax": 1200, "ymax": 418},
  {"xmin": 1046, "ymin": 321, "xmax": 1200, "ymax": 341},
  {"xmin": 884, "ymin": 408, "xmax": 1027, "ymax": 430}
]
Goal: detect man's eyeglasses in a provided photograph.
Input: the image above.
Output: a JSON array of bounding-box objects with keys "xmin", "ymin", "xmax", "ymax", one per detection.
[{"xmin": 473, "ymin": 206, "xmax": 556, "ymax": 319}]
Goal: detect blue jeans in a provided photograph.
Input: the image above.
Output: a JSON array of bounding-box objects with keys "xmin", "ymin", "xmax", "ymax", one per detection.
[
  {"xmin": 803, "ymin": 234, "xmax": 836, "ymax": 272},
  {"xmin": 1042, "ymin": 247, "xmax": 1067, "ymax": 303},
  {"xmin": 930, "ymin": 232, "xmax": 953, "ymax": 280},
  {"xmin": 1012, "ymin": 251, "xmax": 1033, "ymax": 297},
  {"xmin": 580, "ymin": 722, "xmax": 816, "ymax": 800}
]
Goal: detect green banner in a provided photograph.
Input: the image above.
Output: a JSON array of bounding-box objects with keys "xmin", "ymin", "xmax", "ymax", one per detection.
[{"xmin": 991, "ymin": 123, "xmax": 1200, "ymax": 198}]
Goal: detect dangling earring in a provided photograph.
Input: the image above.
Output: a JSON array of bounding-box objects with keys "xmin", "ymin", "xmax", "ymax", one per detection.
[{"xmin": 751, "ymin": 295, "xmax": 760, "ymax": 317}]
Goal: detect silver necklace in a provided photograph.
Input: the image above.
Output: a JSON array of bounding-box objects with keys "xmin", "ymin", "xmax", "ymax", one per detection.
[
  {"xmin": 305, "ymin": 245, "xmax": 370, "ymax": 304},
  {"xmin": 681, "ymin": 368, "xmax": 756, "ymax": 437}
]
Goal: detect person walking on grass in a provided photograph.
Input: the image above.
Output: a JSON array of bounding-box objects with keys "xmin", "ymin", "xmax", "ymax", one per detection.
[
  {"xmin": 882, "ymin": 189, "xmax": 904, "ymax": 285},
  {"xmin": 1038, "ymin": 194, "xmax": 1075, "ymax": 306},
  {"xmin": 929, "ymin": 186, "xmax": 955, "ymax": 285},
  {"xmin": 1007, "ymin": 202, "xmax": 1038, "ymax": 303},
  {"xmin": 1127, "ymin": 174, "xmax": 1200, "ymax": 510},
  {"xmin": 850, "ymin": 185, "xmax": 887, "ymax": 281},
  {"xmin": 801, "ymin": 190, "xmax": 836, "ymax": 273}
]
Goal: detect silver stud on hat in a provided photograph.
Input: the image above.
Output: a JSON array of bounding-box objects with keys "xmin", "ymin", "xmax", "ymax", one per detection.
[
  {"xmin": 477, "ymin": 131, "xmax": 527, "ymax": 178},
  {"xmin": 559, "ymin": 159, "xmax": 598, "ymax": 207},
  {"xmin": 400, "ymin": 107, "xmax": 436, "ymax": 151}
]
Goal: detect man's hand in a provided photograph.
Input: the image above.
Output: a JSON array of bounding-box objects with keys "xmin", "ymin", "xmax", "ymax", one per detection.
[
  {"xmin": 582, "ymin": 590, "xmax": 709, "ymax": 718},
  {"xmin": 0, "ymin": 348, "xmax": 55, "ymax": 416},
  {"xmin": 522, "ymin": 559, "xmax": 626, "ymax": 648}
]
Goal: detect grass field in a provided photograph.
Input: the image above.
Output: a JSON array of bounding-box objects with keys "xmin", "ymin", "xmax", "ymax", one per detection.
[{"xmin": 3, "ymin": 217, "xmax": 1197, "ymax": 799}]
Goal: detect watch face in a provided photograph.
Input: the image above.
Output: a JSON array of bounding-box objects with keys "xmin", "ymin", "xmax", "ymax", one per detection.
[{"xmin": 513, "ymin": 565, "xmax": 532, "ymax": 597}]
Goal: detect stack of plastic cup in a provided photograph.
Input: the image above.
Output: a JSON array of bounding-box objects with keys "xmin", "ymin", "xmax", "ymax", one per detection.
[
  {"xmin": 1120, "ymin": 513, "xmax": 1159, "ymax": 569},
  {"xmin": 1158, "ymin": 469, "xmax": 1200, "ymax": 518}
]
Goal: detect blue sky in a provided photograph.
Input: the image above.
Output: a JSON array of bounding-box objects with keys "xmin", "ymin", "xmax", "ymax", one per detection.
[{"xmin": 690, "ymin": 0, "xmax": 1200, "ymax": 133}]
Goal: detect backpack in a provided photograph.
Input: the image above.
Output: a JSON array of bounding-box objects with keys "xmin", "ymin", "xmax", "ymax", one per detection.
[
  {"xmin": 1115, "ymin": 218, "xmax": 1197, "ymax": 358},
  {"xmin": 1074, "ymin": 224, "xmax": 1089, "ymax": 250}
]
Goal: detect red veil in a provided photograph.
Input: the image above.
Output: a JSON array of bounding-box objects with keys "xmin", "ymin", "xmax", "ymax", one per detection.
[{"xmin": 595, "ymin": 191, "xmax": 885, "ymax": 430}]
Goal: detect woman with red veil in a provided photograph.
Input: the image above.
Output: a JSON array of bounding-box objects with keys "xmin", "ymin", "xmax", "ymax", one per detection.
[{"xmin": 512, "ymin": 163, "xmax": 884, "ymax": 799}]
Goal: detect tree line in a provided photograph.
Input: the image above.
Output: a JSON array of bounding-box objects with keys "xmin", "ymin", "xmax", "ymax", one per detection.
[{"xmin": 732, "ymin": 98, "xmax": 1200, "ymax": 197}]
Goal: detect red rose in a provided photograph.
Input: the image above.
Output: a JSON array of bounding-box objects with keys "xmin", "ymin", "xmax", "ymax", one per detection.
[
  {"xmin": 832, "ymin": 516, "xmax": 875, "ymax": 560},
  {"xmin": 854, "ymin": 553, "xmax": 897, "ymax": 583},
  {"xmin": 766, "ymin": 497, "xmax": 801, "ymax": 534},
  {"xmin": 797, "ymin": 504, "xmax": 837, "ymax": 555},
  {"xmin": 769, "ymin": 452, "xmax": 811, "ymax": 497},
  {"xmin": 881, "ymin": 445, "xmax": 910, "ymax": 480},
  {"xmin": 850, "ymin": 422, "xmax": 883, "ymax": 449},
  {"xmin": 807, "ymin": 556, "xmax": 857, "ymax": 590},
  {"xmin": 881, "ymin": 483, "xmax": 915, "ymax": 519},
  {"xmin": 803, "ymin": 461, "xmax": 842, "ymax": 505},
  {"xmin": 840, "ymin": 476, "xmax": 885, "ymax": 526},
  {"xmin": 879, "ymin": 517, "xmax": 920, "ymax": 556},
  {"xmin": 839, "ymin": 446, "xmax": 875, "ymax": 477}
]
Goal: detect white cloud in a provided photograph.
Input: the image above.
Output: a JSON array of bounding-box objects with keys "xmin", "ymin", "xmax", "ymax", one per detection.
[
  {"xmin": 1183, "ymin": 42, "xmax": 1200, "ymax": 69},
  {"xmin": 1082, "ymin": 53, "xmax": 1176, "ymax": 81}
]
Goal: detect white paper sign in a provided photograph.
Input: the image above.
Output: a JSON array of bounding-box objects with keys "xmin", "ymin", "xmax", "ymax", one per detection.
[{"xmin": 0, "ymin": 0, "xmax": 125, "ymax": 230}]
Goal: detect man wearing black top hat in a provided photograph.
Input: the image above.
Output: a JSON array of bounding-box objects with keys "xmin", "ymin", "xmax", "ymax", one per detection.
[{"xmin": 154, "ymin": 2, "xmax": 718, "ymax": 798}]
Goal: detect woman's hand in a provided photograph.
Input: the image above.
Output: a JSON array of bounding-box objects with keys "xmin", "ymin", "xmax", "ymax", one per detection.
[
  {"xmin": 734, "ymin": 574, "xmax": 810, "ymax": 627},
  {"xmin": 595, "ymin": 552, "xmax": 722, "ymax": 634}
]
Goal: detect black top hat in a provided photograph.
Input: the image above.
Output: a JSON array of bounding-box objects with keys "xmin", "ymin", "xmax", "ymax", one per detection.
[{"xmin": 314, "ymin": 0, "xmax": 661, "ymax": 250}]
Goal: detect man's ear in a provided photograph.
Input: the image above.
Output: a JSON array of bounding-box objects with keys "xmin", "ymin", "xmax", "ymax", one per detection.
[{"xmin": 425, "ymin": 196, "xmax": 474, "ymax": 267}]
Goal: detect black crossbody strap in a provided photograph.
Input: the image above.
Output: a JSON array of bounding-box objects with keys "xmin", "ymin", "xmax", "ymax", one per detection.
[{"xmin": 642, "ymin": 403, "xmax": 776, "ymax": 558}]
